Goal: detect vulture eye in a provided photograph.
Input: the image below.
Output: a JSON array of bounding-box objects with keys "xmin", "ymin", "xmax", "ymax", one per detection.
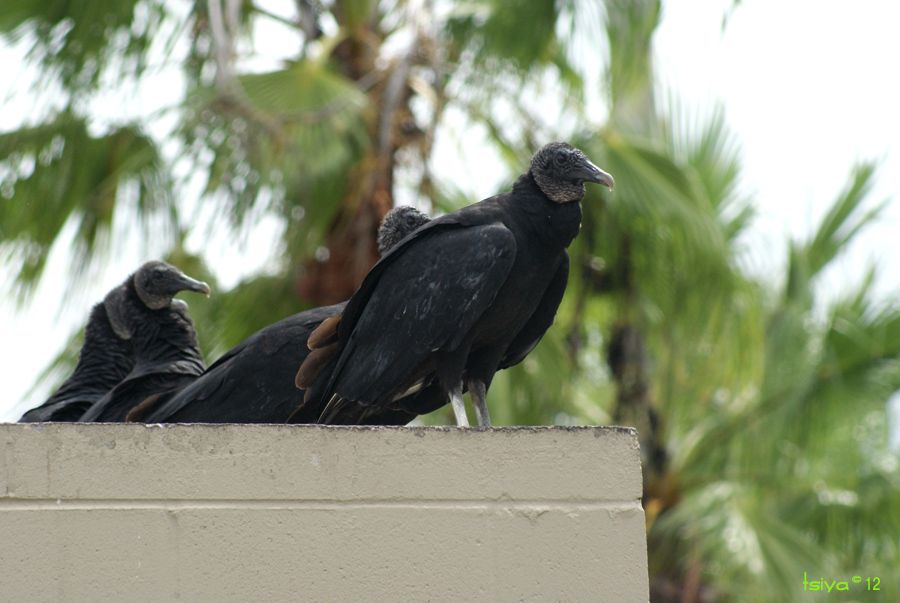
[{"xmin": 554, "ymin": 153, "xmax": 567, "ymax": 166}]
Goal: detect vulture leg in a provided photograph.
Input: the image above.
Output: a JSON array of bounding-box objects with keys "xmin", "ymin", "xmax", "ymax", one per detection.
[
  {"xmin": 449, "ymin": 386, "xmax": 469, "ymax": 427},
  {"xmin": 468, "ymin": 379, "xmax": 492, "ymax": 427}
]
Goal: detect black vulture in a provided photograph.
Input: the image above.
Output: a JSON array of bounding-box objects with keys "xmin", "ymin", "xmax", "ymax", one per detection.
[
  {"xmin": 78, "ymin": 261, "xmax": 210, "ymax": 422},
  {"xmin": 132, "ymin": 206, "xmax": 432, "ymax": 424},
  {"xmin": 298, "ymin": 142, "xmax": 614, "ymax": 427},
  {"xmin": 130, "ymin": 303, "xmax": 345, "ymax": 423},
  {"xmin": 18, "ymin": 296, "xmax": 135, "ymax": 422}
]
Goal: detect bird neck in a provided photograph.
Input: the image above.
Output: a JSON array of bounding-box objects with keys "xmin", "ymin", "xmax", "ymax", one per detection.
[
  {"xmin": 128, "ymin": 305, "xmax": 204, "ymax": 369},
  {"xmin": 530, "ymin": 168, "xmax": 586, "ymax": 204},
  {"xmin": 510, "ymin": 173, "xmax": 583, "ymax": 248}
]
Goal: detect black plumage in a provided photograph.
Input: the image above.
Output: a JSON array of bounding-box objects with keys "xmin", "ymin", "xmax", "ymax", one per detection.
[
  {"xmin": 18, "ymin": 302, "xmax": 134, "ymax": 422},
  {"xmin": 134, "ymin": 206, "xmax": 432, "ymax": 424},
  {"xmin": 78, "ymin": 261, "xmax": 210, "ymax": 422},
  {"xmin": 300, "ymin": 142, "xmax": 613, "ymax": 426},
  {"xmin": 134, "ymin": 304, "xmax": 345, "ymax": 423}
]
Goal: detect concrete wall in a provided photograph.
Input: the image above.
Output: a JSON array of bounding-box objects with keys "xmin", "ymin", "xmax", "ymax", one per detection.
[{"xmin": 1, "ymin": 424, "xmax": 648, "ymax": 602}]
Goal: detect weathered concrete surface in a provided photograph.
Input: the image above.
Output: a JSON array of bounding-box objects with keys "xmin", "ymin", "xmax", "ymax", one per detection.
[{"xmin": 1, "ymin": 424, "xmax": 648, "ymax": 602}]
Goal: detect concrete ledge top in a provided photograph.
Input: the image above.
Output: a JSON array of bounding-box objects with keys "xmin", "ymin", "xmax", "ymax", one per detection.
[
  {"xmin": 1, "ymin": 424, "xmax": 649, "ymax": 602},
  {"xmin": 1, "ymin": 423, "xmax": 641, "ymax": 504}
]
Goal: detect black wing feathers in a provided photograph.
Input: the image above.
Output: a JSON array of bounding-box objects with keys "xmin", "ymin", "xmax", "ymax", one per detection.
[
  {"xmin": 499, "ymin": 254, "xmax": 569, "ymax": 369},
  {"xmin": 142, "ymin": 303, "xmax": 345, "ymax": 423},
  {"xmin": 327, "ymin": 222, "xmax": 516, "ymax": 406}
]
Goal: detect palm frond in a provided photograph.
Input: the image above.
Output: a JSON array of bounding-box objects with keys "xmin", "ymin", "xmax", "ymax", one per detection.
[
  {"xmin": 604, "ymin": 0, "xmax": 660, "ymax": 130},
  {"xmin": 786, "ymin": 163, "xmax": 883, "ymax": 303},
  {"xmin": 179, "ymin": 55, "xmax": 370, "ymax": 229},
  {"xmin": 0, "ymin": 0, "xmax": 170, "ymax": 98},
  {"xmin": 0, "ymin": 113, "xmax": 173, "ymax": 297},
  {"xmin": 661, "ymin": 101, "xmax": 753, "ymax": 241},
  {"xmin": 445, "ymin": 0, "xmax": 561, "ymax": 73}
]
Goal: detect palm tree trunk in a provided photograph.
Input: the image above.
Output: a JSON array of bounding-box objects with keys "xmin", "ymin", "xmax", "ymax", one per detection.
[{"xmin": 296, "ymin": 10, "xmax": 426, "ymax": 304}]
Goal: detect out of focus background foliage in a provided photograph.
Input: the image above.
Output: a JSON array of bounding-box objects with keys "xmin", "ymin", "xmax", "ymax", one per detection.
[{"xmin": 2, "ymin": 0, "xmax": 899, "ymax": 600}]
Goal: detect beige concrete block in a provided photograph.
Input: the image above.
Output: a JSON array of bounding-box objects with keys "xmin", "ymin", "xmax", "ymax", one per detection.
[
  {"xmin": 0, "ymin": 505, "xmax": 646, "ymax": 602},
  {"xmin": 0, "ymin": 509, "xmax": 174, "ymax": 601},
  {"xmin": 1, "ymin": 424, "xmax": 648, "ymax": 601},
  {"xmin": 173, "ymin": 505, "xmax": 647, "ymax": 602}
]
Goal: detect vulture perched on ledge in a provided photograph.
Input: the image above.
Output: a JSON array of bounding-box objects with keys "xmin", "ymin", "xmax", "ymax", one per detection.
[
  {"xmin": 297, "ymin": 142, "xmax": 614, "ymax": 427},
  {"xmin": 78, "ymin": 261, "xmax": 210, "ymax": 422}
]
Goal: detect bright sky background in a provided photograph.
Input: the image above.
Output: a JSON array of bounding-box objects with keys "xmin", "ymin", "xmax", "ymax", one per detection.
[{"xmin": 2, "ymin": 0, "xmax": 899, "ymax": 424}]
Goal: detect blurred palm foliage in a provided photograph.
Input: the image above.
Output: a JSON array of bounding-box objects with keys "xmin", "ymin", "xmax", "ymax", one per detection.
[{"xmin": 2, "ymin": 0, "xmax": 898, "ymax": 600}]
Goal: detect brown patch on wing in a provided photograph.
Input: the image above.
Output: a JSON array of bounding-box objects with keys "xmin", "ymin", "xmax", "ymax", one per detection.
[
  {"xmin": 125, "ymin": 393, "xmax": 164, "ymax": 422},
  {"xmin": 295, "ymin": 341, "xmax": 338, "ymax": 389},
  {"xmin": 307, "ymin": 314, "xmax": 342, "ymax": 350},
  {"xmin": 302, "ymin": 385, "xmax": 317, "ymax": 406}
]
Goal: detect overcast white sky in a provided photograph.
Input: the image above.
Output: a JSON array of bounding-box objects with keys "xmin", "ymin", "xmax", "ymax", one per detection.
[{"xmin": 2, "ymin": 0, "xmax": 899, "ymax": 422}]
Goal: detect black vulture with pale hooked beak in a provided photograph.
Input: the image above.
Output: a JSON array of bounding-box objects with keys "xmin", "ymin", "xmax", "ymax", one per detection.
[
  {"xmin": 131, "ymin": 207, "xmax": 434, "ymax": 424},
  {"xmin": 78, "ymin": 261, "xmax": 210, "ymax": 422},
  {"xmin": 298, "ymin": 142, "xmax": 614, "ymax": 427}
]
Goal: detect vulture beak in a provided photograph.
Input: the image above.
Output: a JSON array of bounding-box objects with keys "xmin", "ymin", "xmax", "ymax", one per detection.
[
  {"xmin": 178, "ymin": 274, "xmax": 212, "ymax": 297},
  {"xmin": 575, "ymin": 160, "xmax": 615, "ymax": 190}
]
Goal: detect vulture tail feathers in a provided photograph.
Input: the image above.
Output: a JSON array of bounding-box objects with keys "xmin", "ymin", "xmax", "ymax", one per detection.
[{"xmin": 317, "ymin": 394, "xmax": 348, "ymax": 424}]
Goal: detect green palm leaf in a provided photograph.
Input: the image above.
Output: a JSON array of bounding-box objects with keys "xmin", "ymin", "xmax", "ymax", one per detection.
[
  {"xmin": 0, "ymin": 0, "xmax": 168, "ymax": 97},
  {"xmin": 0, "ymin": 113, "xmax": 172, "ymax": 296}
]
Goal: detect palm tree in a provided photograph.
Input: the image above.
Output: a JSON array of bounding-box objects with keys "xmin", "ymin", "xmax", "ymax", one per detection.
[
  {"xmin": 2, "ymin": 2, "xmax": 898, "ymax": 601},
  {"xmin": 648, "ymin": 166, "xmax": 900, "ymax": 600},
  {"xmin": 1, "ymin": 0, "xmax": 619, "ymax": 354}
]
